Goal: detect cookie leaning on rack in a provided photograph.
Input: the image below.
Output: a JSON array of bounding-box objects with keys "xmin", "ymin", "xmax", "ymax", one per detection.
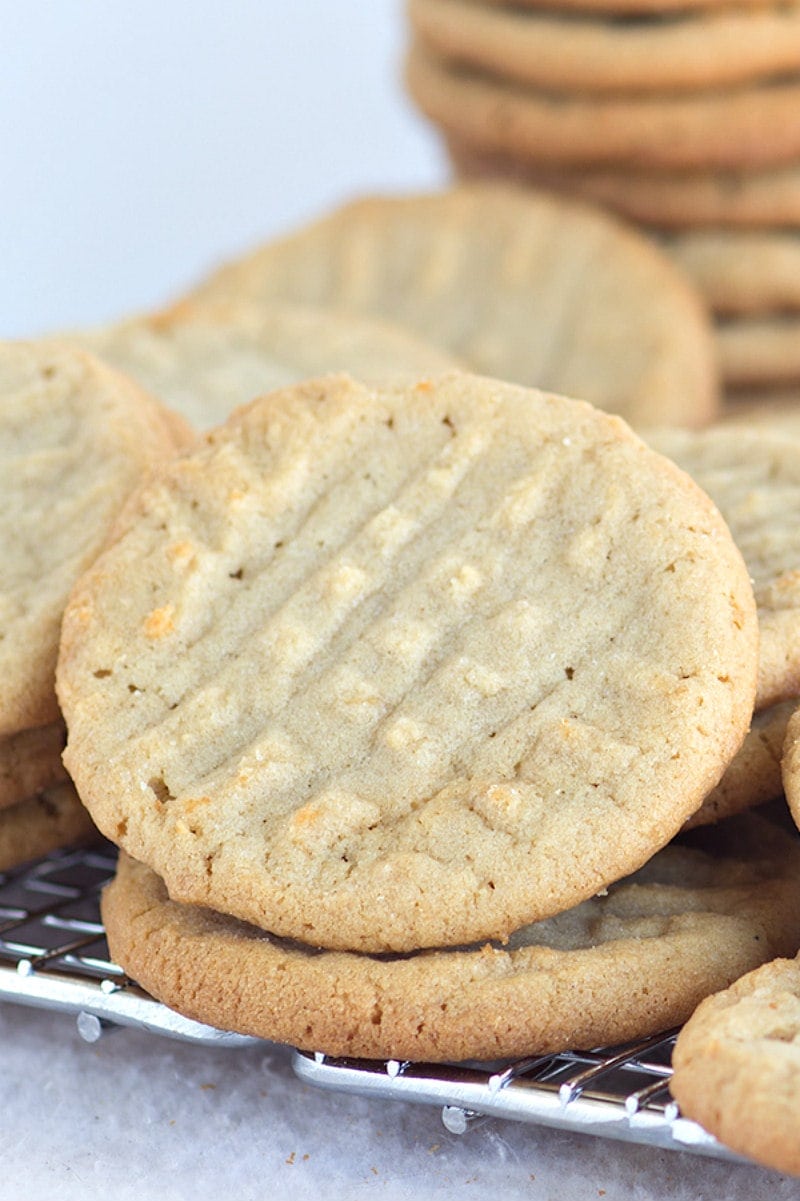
[
  {"xmin": 102, "ymin": 808, "xmax": 800, "ymax": 1063},
  {"xmin": 57, "ymin": 370, "xmax": 757, "ymax": 953}
]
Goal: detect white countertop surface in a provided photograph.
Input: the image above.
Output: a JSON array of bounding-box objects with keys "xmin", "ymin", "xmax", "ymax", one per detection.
[
  {"xmin": 2, "ymin": 4, "xmax": 799, "ymax": 1197},
  {"xmin": 1, "ymin": 997, "xmax": 798, "ymax": 1201}
]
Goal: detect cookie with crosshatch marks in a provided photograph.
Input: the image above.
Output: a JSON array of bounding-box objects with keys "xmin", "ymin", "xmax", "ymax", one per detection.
[
  {"xmin": 645, "ymin": 425, "xmax": 800, "ymax": 710},
  {"xmin": 0, "ymin": 338, "xmax": 192, "ymax": 738},
  {"xmin": 70, "ymin": 297, "xmax": 460, "ymax": 432},
  {"xmin": 57, "ymin": 371, "xmax": 757, "ymax": 952},
  {"xmin": 186, "ymin": 183, "xmax": 718, "ymax": 431},
  {"xmin": 670, "ymin": 950, "xmax": 800, "ymax": 1175},
  {"xmin": 102, "ymin": 809, "xmax": 800, "ymax": 1061}
]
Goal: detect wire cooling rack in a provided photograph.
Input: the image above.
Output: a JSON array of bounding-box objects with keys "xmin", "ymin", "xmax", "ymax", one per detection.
[
  {"xmin": 0, "ymin": 840, "xmax": 742, "ymax": 1162},
  {"xmin": 0, "ymin": 840, "xmax": 256, "ymax": 1046}
]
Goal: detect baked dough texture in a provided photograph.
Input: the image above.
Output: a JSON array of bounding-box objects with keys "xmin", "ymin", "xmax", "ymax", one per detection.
[
  {"xmin": 716, "ymin": 314, "xmax": 800, "ymax": 388},
  {"xmin": 186, "ymin": 183, "xmax": 718, "ymax": 430},
  {"xmin": 666, "ymin": 231, "xmax": 800, "ymax": 315},
  {"xmin": 57, "ymin": 372, "xmax": 757, "ymax": 952},
  {"xmin": 71, "ymin": 298, "xmax": 459, "ymax": 431},
  {"xmin": 448, "ymin": 139, "xmax": 800, "ymax": 230},
  {"xmin": 0, "ymin": 781, "xmax": 99, "ymax": 873},
  {"xmin": 0, "ymin": 339, "xmax": 191, "ymax": 736},
  {"xmin": 410, "ymin": 0, "xmax": 800, "ymax": 95},
  {"xmin": 721, "ymin": 390, "xmax": 800, "ymax": 436},
  {"xmin": 406, "ymin": 44, "xmax": 800, "ymax": 172},
  {"xmin": 103, "ymin": 809, "xmax": 800, "ymax": 1062},
  {"xmin": 671, "ymin": 950, "xmax": 800, "ymax": 1175},
  {"xmin": 780, "ymin": 703, "xmax": 800, "ymax": 831},
  {"xmin": 685, "ymin": 700, "xmax": 793, "ymax": 829},
  {"xmin": 646, "ymin": 425, "xmax": 800, "ymax": 710},
  {"xmin": 0, "ymin": 722, "xmax": 68, "ymax": 812}
]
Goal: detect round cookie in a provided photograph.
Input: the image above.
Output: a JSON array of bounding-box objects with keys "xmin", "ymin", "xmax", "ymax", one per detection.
[
  {"xmin": 717, "ymin": 314, "xmax": 800, "ymax": 388},
  {"xmin": 666, "ymin": 231, "xmax": 800, "ymax": 315},
  {"xmin": 685, "ymin": 700, "xmax": 793, "ymax": 829},
  {"xmin": 670, "ymin": 951, "xmax": 800, "ymax": 1175},
  {"xmin": 103, "ymin": 811, "xmax": 800, "ymax": 1062},
  {"xmin": 0, "ymin": 339, "xmax": 191, "ymax": 737},
  {"xmin": 659, "ymin": 233, "xmax": 800, "ymax": 390},
  {"xmin": 448, "ymin": 138, "xmax": 800, "ymax": 229},
  {"xmin": 406, "ymin": 43, "xmax": 800, "ymax": 170},
  {"xmin": 187, "ymin": 183, "xmax": 718, "ymax": 430},
  {"xmin": 411, "ymin": 0, "xmax": 800, "ymax": 94},
  {"xmin": 0, "ymin": 722, "xmax": 68, "ymax": 811},
  {"xmin": 721, "ymin": 389, "xmax": 800, "ymax": 436},
  {"xmin": 71, "ymin": 298, "xmax": 460, "ymax": 431},
  {"xmin": 646, "ymin": 426, "xmax": 800, "ymax": 710},
  {"xmin": 57, "ymin": 372, "xmax": 757, "ymax": 952},
  {"xmin": 0, "ymin": 781, "xmax": 99, "ymax": 873}
]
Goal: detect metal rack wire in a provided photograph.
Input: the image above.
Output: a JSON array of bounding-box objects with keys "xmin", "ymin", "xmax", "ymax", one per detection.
[
  {"xmin": 0, "ymin": 840, "xmax": 742, "ymax": 1162},
  {"xmin": 0, "ymin": 841, "xmax": 256, "ymax": 1046}
]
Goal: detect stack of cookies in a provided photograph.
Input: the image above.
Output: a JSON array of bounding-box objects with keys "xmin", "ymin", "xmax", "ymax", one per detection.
[
  {"xmin": 666, "ymin": 231, "xmax": 800, "ymax": 408},
  {"xmin": 53, "ymin": 369, "xmax": 800, "ymax": 1063},
  {"xmin": 403, "ymin": 0, "xmax": 800, "ymax": 411},
  {"xmin": 633, "ymin": 423, "xmax": 800, "ymax": 1175},
  {"xmin": 8, "ymin": 179, "xmax": 800, "ymax": 1165},
  {"xmin": 0, "ymin": 339, "xmax": 191, "ymax": 871}
]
